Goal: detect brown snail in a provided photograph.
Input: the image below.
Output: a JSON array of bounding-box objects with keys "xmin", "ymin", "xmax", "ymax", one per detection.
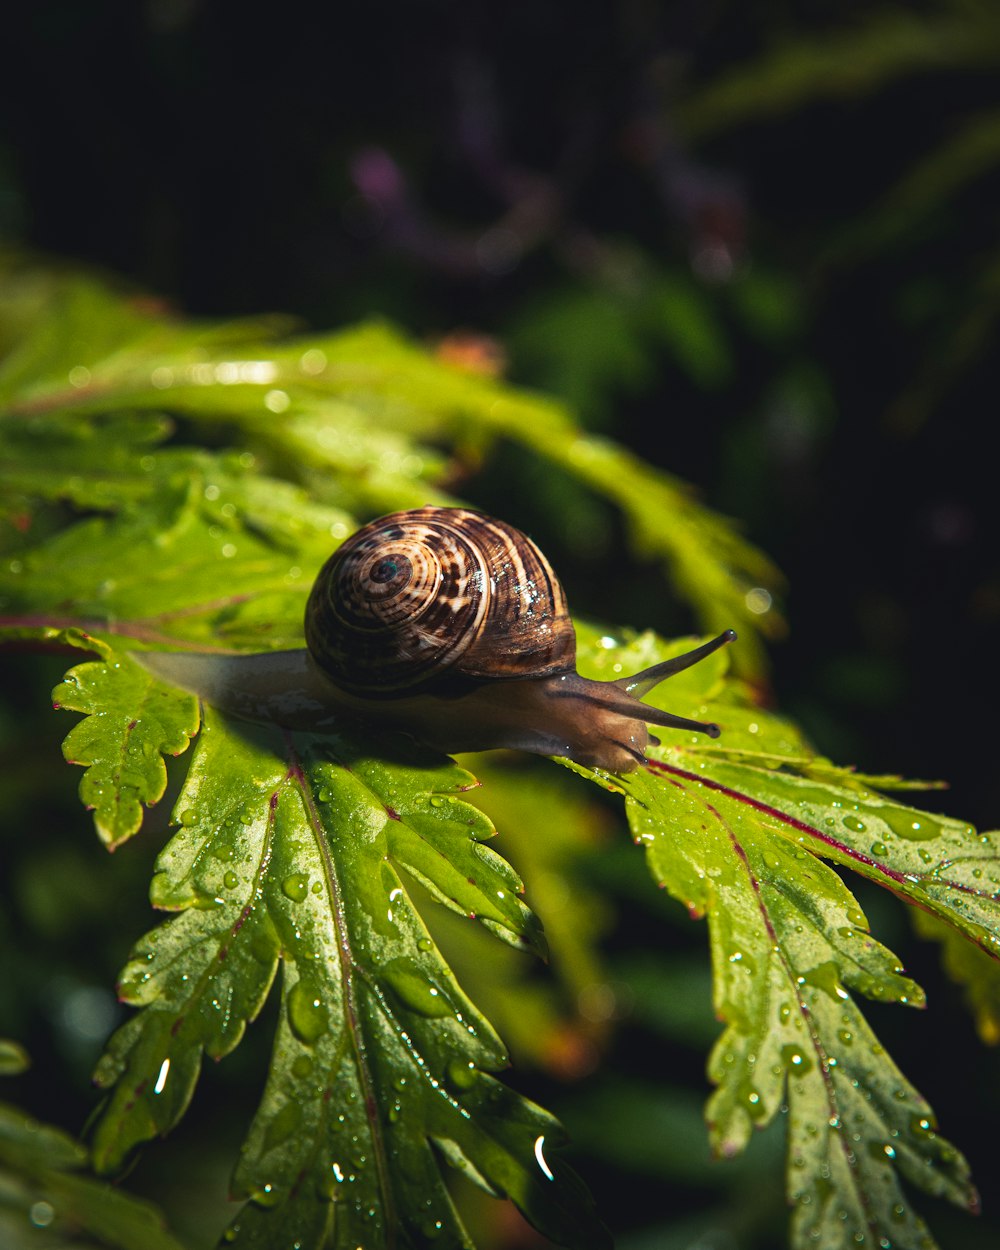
[{"xmin": 139, "ymin": 507, "xmax": 735, "ymax": 772}]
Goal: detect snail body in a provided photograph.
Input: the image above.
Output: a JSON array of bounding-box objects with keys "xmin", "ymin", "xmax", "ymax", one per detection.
[{"xmin": 139, "ymin": 507, "xmax": 735, "ymax": 773}]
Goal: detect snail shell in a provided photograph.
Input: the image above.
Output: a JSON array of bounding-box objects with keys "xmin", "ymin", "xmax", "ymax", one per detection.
[
  {"xmin": 138, "ymin": 507, "xmax": 735, "ymax": 772},
  {"xmin": 305, "ymin": 508, "xmax": 575, "ymax": 696}
]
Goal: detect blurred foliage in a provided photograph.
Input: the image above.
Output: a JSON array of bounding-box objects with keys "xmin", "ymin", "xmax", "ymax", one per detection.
[
  {"xmin": 1, "ymin": 1042, "xmax": 183, "ymax": 1250},
  {"xmin": 1, "ymin": 2, "xmax": 999, "ymax": 1249}
]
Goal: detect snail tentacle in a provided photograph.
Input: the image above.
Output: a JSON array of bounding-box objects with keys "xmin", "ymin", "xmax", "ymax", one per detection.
[{"xmin": 616, "ymin": 629, "xmax": 738, "ymax": 698}]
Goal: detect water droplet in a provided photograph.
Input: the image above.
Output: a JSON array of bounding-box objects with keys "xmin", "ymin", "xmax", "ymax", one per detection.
[
  {"xmin": 29, "ymin": 1200, "xmax": 55, "ymax": 1228},
  {"xmin": 843, "ymin": 816, "xmax": 866, "ymax": 833},
  {"xmin": 179, "ymin": 808, "xmax": 197, "ymax": 826},
  {"xmin": 287, "ymin": 979, "xmax": 328, "ymax": 1043},
  {"xmin": 300, "ymin": 348, "xmax": 327, "ymax": 374},
  {"xmin": 263, "ymin": 1101, "xmax": 301, "ymax": 1152},
  {"xmin": 882, "ymin": 808, "xmax": 941, "ymax": 842},
  {"xmin": 870, "ymin": 841, "xmax": 888, "ymax": 858},
  {"xmin": 447, "ymin": 1060, "xmax": 478, "ymax": 1089},
  {"xmin": 383, "ymin": 958, "xmax": 452, "ymax": 1018},
  {"xmin": 282, "ymin": 873, "xmax": 310, "ymax": 902},
  {"xmin": 781, "ymin": 1044, "xmax": 814, "ymax": 1074},
  {"xmin": 264, "ymin": 389, "xmax": 290, "ymax": 413},
  {"xmin": 801, "ymin": 961, "xmax": 847, "ymax": 1000},
  {"xmin": 249, "ymin": 1181, "xmax": 281, "ymax": 1208},
  {"xmin": 224, "ymin": 871, "xmax": 239, "ymax": 890}
]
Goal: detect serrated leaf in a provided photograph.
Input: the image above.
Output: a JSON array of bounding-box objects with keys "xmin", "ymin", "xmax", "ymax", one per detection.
[
  {"xmin": 53, "ymin": 651, "xmax": 200, "ymax": 847},
  {"xmin": 91, "ymin": 710, "xmax": 604, "ymax": 1249},
  {"xmin": 1, "ymin": 455, "xmax": 351, "ymax": 652},
  {"xmin": 621, "ymin": 765, "xmax": 976, "ymax": 1249},
  {"xmin": 0, "ymin": 266, "xmax": 782, "ymax": 669},
  {"xmin": 0, "ymin": 411, "xmax": 172, "ymax": 517},
  {"xmin": 568, "ymin": 631, "xmax": 987, "ymax": 1249}
]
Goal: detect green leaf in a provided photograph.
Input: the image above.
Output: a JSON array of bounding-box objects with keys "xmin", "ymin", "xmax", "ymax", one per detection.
[
  {"xmin": 0, "ymin": 451, "xmax": 351, "ymax": 652},
  {"xmin": 912, "ymin": 908, "xmax": 1000, "ymax": 1045},
  {"xmin": 0, "ymin": 1097, "xmax": 183, "ymax": 1250},
  {"xmin": 90, "ymin": 710, "xmax": 603, "ymax": 1249},
  {"xmin": 570, "ymin": 631, "xmax": 986, "ymax": 1249},
  {"xmin": 0, "ymin": 1039, "xmax": 29, "ymax": 1075},
  {"xmin": 0, "ymin": 266, "xmax": 781, "ymax": 671},
  {"xmin": 0, "ymin": 411, "xmax": 172, "ymax": 518},
  {"xmin": 677, "ymin": 9, "xmax": 1000, "ymax": 140},
  {"xmin": 53, "ymin": 650, "xmax": 200, "ymax": 847},
  {"xmin": 624, "ymin": 763, "xmax": 977, "ymax": 1247}
]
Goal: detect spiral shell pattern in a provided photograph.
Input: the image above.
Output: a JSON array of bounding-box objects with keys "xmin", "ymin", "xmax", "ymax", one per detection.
[{"xmin": 305, "ymin": 507, "xmax": 577, "ymax": 697}]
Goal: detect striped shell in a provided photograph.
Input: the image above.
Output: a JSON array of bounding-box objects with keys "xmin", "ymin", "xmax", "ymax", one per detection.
[{"xmin": 304, "ymin": 507, "xmax": 577, "ymax": 698}]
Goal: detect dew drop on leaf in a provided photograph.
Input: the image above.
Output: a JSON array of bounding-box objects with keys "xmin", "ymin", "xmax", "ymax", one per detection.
[
  {"xmin": 781, "ymin": 1044, "xmax": 814, "ymax": 1074},
  {"xmin": 909, "ymin": 1114, "xmax": 935, "ymax": 1139},
  {"xmin": 447, "ymin": 1059, "xmax": 478, "ymax": 1089},
  {"xmin": 249, "ymin": 1181, "xmax": 280, "ymax": 1208},
  {"xmin": 282, "ymin": 873, "xmax": 310, "ymax": 902},
  {"xmin": 882, "ymin": 809, "xmax": 941, "ymax": 841},
  {"xmin": 870, "ymin": 841, "xmax": 889, "ymax": 858},
  {"xmin": 262, "ymin": 1100, "xmax": 301, "ymax": 1152},
  {"xmin": 382, "ymin": 959, "xmax": 453, "ymax": 1018},
  {"xmin": 843, "ymin": 816, "xmax": 866, "ymax": 833},
  {"xmin": 223, "ymin": 871, "xmax": 238, "ymax": 890},
  {"xmin": 287, "ymin": 979, "xmax": 329, "ymax": 1043}
]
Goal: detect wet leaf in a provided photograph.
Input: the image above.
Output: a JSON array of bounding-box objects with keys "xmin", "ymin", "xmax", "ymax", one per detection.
[
  {"xmin": 90, "ymin": 710, "xmax": 602, "ymax": 1249},
  {"xmin": 573, "ymin": 631, "xmax": 988, "ymax": 1250}
]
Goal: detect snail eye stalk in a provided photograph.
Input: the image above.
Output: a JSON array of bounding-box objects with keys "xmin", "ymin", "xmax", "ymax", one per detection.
[
  {"xmin": 615, "ymin": 629, "xmax": 737, "ymax": 739},
  {"xmin": 616, "ymin": 630, "xmax": 737, "ymax": 699}
]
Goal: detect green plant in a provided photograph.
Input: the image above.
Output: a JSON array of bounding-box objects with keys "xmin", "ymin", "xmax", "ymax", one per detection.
[{"xmin": 2, "ymin": 262, "xmax": 997, "ymax": 1249}]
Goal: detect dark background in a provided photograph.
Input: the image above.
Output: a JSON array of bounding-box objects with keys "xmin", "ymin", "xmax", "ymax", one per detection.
[{"xmin": 2, "ymin": 3, "xmax": 998, "ymax": 1248}]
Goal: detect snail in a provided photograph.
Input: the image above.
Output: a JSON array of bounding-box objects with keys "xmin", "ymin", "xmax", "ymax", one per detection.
[{"xmin": 138, "ymin": 507, "xmax": 735, "ymax": 772}]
